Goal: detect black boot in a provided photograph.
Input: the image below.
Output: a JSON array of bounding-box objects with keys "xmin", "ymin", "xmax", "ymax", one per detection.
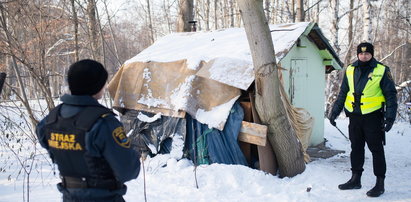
[
  {"xmin": 367, "ymin": 176, "xmax": 385, "ymax": 197},
  {"xmin": 338, "ymin": 172, "xmax": 362, "ymax": 190}
]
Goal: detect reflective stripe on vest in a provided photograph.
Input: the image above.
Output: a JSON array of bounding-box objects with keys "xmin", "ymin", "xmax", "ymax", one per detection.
[{"xmin": 344, "ymin": 63, "xmax": 386, "ymax": 114}]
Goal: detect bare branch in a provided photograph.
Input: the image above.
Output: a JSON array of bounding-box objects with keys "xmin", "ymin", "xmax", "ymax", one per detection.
[{"xmin": 380, "ymin": 43, "xmax": 407, "ymax": 62}]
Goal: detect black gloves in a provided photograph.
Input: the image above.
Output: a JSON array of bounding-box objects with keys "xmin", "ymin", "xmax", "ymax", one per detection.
[
  {"xmin": 329, "ymin": 114, "xmax": 337, "ymax": 126},
  {"xmin": 383, "ymin": 118, "xmax": 394, "ymax": 132}
]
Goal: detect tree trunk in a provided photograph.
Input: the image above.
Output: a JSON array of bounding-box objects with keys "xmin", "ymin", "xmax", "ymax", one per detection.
[
  {"xmin": 229, "ymin": 0, "xmax": 235, "ymax": 27},
  {"xmin": 87, "ymin": 0, "xmax": 99, "ymax": 60},
  {"xmin": 315, "ymin": 0, "xmax": 320, "ymax": 23},
  {"xmin": 296, "ymin": 0, "xmax": 304, "ymax": 22},
  {"xmin": 292, "ymin": 0, "xmax": 295, "ymax": 22},
  {"xmin": 205, "ymin": 0, "xmax": 210, "ymax": 30},
  {"xmin": 147, "ymin": 0, "xmax": 155, "ymax": 43},
  {"xmin": 214, "ymin": 0, "xmax": 218, "ymax": 29},
  {"xmin": 265, "ymin": 0, "xmax": 270, "ymax": 23},
  {"xmin": 220, "ymin": 0, "xmax": 226, "ymax": 28},
  {"xmin": 177, "ymin": 0, "xmax": 194, "ymax": 32},
  {"xmin": 344, "ymin": 0, "xmax": 354, "ymax": 65},
  {"xmin": 332, "ymin": 0, "xmax": 340, "ymax": 54},
  {"xmin": 362, "ymin": 0, "xmax": 372, "ymax": 42},
  {"xmin": 71, "ymin": 0, "xmax": 79, "ymax": 61},
  {"xmin": 237, "ymin": 0, "xmax": 306, "ymax": 178}
]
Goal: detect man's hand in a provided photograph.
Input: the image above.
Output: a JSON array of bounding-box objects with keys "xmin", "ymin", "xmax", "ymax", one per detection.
[
  {"xmin": 329, "ymin": 114, "xmax": 337, "ymax": 127},
  {"xmin": 383, "ymin": 118, "xmax": 394, "ymax": 132}
]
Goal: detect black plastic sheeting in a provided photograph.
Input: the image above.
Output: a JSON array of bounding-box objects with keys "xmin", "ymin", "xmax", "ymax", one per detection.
[
  {"xmin": 185, "ymin": 101, "xmax": 248, "ymax": 166},
  {"xmin": 120, "ymin": 101, "xmax": 247, "ymax": 166},
  {"xmin": 121, "ymin": 110, "xmax": 186, "ymax": 155}
]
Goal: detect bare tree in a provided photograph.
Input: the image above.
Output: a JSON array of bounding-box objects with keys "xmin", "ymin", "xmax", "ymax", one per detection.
[
  {"xmin": 70, "ymin": 0, "xmax": 79, "ymax": 61},
  {"xmin": 344, "ymin": 0, "xmax": 355, "ymax": 66},
  {"xmin": 87, "ymin": 0, "xmax": 100, "ymax": 60},
  {"xmin": 362, "ymin": 0, "xmax": 372, "ymax": 42},
  {"xmin": 237, "ymin": 0, "xmax": 306, "ymax": 177},
  {"xmin": 0, "ymin": 3, "xmax": 39, "ymax": 128},
  {"xmin": 296, "ymin": 0, "xmax": 304, "ymax": 22},
  {"xmin": 146, "ymin": 0, "xmax": 155, "ymax": 43},
  {"xmin": 177, "ymin": 0, "xmax": 194, "ymax": 32}
]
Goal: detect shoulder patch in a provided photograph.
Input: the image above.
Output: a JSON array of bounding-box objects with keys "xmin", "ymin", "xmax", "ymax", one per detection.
[{"xmin": 112, "ymin": 126, "xmax": 130, "ymax": 148}]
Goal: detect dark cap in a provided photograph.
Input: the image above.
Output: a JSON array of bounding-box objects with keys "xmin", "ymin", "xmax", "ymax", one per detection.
[
  {"xmin": 357, "ymin": 42, "xmax": 374, "ymax": 56},
  {"xmin": 67, "ymin": 59, "xmax": 108, "ymax": 96}
]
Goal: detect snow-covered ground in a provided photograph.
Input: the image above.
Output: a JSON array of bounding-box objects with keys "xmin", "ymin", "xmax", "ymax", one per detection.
[{"xmin": 0, "ymin": 117, "xmax": 410, "ymax": 202}]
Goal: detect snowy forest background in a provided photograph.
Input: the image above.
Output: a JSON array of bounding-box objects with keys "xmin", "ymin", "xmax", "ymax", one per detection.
[{"xmin": 0, "ymin": 0, "xmax": 410, "ymax": 201}]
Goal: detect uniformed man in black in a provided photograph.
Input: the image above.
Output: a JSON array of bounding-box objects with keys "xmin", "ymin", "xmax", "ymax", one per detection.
[
  {"xmin": 329, "ymin": 42, "xmax": 397, "ymax": 197},
  {"xmin": 36, "ymin": 59, "xmax": 141, "ymax": 201}
]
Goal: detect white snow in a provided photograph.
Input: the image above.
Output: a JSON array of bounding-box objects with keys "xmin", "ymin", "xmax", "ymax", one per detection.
[
  {"xmin": 125, "ymin": 22, "xmax": 309, "ymax": 89},
  {"xmin": 125, "ymin": 23, "xmax": 309, "ymax": 70},
  {"xmin": 203, "ymin": 57, "xmax": 254, "ymax": 90},
  {"xmin": 1, "ymin": 117, "xmax": 410, "ymax": 202},
  {"xmin": 137, "ymin": 112, "xmax": 162, "ymax": 123},
  {"xmin": 169, "ymin": 75, "xmax": 196, "ymax": 111},
  {"xmin": 195, "ymin": 95, "xmax": 240, "ymax": 129}
]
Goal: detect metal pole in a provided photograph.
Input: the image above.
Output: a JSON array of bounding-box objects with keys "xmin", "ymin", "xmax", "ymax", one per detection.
[{"xmin": 334, "ymin": 125, "xmax": 349, "ymax": 140}]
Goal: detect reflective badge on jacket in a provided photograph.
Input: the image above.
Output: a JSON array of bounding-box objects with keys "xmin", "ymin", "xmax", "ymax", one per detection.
[
  {"xmin": 112, "ymin": 127, "xmax": 130, "ymax": 148},
  {"xmin": 48, "ymin": 133, "xmax": 83, "ymax": 150}
]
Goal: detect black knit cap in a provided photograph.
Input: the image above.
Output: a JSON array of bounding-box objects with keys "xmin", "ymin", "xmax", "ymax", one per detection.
[
  {"xmin": 357, "ymin": 42, "xmax": 374, "ymax": 56},
  {"xmin": 67, "ymin": 59, "xmax": 108, "ymax": 96}
]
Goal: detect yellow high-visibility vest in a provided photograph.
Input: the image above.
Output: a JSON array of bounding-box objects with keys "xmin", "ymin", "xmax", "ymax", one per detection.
[{"xmin": 344, "ymin": 63, "xmax": 386, "ymax": 114}]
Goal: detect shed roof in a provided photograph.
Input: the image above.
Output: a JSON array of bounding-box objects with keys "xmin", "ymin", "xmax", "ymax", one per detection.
[
  {"xmin": 125, "ymin": 22, "xmax": 343, "ymax": 90},
  {"xmin": 110, "ymin": 22, "xmax": 342, "ymax": 129}
]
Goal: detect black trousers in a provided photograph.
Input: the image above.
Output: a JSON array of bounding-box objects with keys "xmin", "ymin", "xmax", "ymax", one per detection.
[{"xmin": 348, "ymin": 111, "xmax": 386, "ymax": 177}]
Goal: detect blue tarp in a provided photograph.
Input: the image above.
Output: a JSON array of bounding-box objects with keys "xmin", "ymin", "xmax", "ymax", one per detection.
[
  {"xmin": 122, "ymin": 101, "xmax": 248, "ymax": 166},
  {"xmin": 185, "ymin": 101, "xmax": 248, "ymax": 166}
]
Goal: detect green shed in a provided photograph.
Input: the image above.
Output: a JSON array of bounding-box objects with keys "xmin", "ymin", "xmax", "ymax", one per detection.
[{"xmin": 273, "ymin": 22, "xmax": 343, "ymax": 146}]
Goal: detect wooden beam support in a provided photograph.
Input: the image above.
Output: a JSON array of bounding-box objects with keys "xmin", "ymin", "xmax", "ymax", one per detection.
[{"xmin": 238, "ymin": 121, "xmax": 267, "ymax": 146}]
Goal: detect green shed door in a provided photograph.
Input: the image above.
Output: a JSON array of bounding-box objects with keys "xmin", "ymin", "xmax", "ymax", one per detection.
[{"xmin": 289, "ymin": 59, "xmax": 309, "ymax": 109}]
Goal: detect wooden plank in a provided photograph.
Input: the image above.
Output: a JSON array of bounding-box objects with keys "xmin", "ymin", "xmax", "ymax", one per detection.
[
  {"xmin": 249, "ymin": 92, "xmax": 278, "ymax": 175},
  {"xmin": 238, "ymin": 121, "xmax": 267, "ymax": 146}
]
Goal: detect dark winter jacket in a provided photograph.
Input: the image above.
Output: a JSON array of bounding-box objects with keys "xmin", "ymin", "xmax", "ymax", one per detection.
[
  {"xmin": 36, "ymin": 94, "xmax": 140, "ymax": 200},
  {"xmin": 330, "ymin": 58, "xmax": 397, "ymax": 121}
]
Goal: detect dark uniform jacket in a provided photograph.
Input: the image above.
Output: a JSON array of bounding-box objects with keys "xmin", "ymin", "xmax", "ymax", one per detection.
[
  {"xmin": 330, "ymin": 58, "xmax": 397, "ymax": 121},
  {"xmin": 36, "ymin": 94, "xmax": 140, "ymax": 200}
]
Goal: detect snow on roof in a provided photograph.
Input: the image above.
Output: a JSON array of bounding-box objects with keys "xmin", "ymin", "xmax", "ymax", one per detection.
[
  {"xmin": 120, "ymin": 22, "xmax": 311, "ymax": 128},
  {"xmin": 125, "ymin": 22, "xmax": 311, "ymax": 71}
]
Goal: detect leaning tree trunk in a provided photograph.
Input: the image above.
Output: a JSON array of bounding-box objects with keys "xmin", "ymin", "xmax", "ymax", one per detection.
[{"xmin": 237, "ymin": 0, "xmax": 305, "ymax": 177}]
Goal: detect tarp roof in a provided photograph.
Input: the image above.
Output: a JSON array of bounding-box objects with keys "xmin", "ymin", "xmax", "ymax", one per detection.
[{"xmin": 109, "ymin": 22, "xmax": 340, "ymax": 129}]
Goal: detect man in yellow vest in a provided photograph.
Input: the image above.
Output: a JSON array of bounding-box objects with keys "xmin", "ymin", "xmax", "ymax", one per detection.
[{"xmin": 329, "ymin": 42, "xmax": 397, "ymax": 197}]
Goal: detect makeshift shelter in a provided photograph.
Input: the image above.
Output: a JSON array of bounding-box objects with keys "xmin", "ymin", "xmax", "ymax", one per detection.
[{"xmin": 108, "ymin": 22, "xmax": 342, "ymax": 168}]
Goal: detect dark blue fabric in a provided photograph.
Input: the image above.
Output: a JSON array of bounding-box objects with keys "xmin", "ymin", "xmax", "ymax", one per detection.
[
  {"xmin": 185, "ymin": 101, "xmax": 248, "ymax": 166},
  {"xmin": 36, "ymin": 94, "xmax": 140, "ymax": 200}
]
